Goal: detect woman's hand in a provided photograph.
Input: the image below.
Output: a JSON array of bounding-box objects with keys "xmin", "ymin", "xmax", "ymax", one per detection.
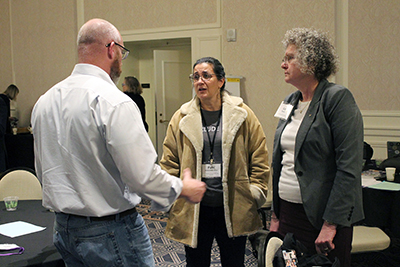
[
  {"xmin": 269, "ymin": 212, "xmax": 280, "ymax": 232},
  {"xmin": 315, "ymin": 221, "xmax": 337, "ymax": 255}
]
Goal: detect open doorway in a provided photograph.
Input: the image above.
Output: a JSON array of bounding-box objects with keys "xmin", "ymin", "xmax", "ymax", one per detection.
[{"xmin": 119, "ymin": 38, "xmax": 192, "ymax": 161}]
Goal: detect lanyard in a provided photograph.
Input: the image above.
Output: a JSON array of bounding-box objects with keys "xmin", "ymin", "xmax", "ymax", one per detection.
[
  {"xmin": 0, "ymin": 246, "xmax": 24, "ymax": 256},
  {"xmin": 201, "ymin": 108, "xmax": 222, "ymax": 165}
]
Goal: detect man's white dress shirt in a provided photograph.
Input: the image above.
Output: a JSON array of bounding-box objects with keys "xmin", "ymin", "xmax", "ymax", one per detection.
[{"xmin": 31, "ymin": 64, "xmax": 182, "ymax": 216}]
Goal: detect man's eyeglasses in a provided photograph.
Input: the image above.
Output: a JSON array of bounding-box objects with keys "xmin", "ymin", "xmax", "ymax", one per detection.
[
  {"xmin": 189, "ymin": 72, "xmax": 215, "ymax": 82},
  {"xmin": 106, "ymin": 42, "xmax": 130, "ymax": 60}
]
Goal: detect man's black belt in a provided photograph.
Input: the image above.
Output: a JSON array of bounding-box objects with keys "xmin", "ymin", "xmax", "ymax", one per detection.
[{"xmin": 61, "ymin": 207, "xmax": 137, "ymax": 222}]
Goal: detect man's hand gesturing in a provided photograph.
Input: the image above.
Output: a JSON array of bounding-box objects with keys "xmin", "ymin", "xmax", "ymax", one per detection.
[{"xmin": 180, "ymin": 168, "xmax": 206, "ymax": 203}]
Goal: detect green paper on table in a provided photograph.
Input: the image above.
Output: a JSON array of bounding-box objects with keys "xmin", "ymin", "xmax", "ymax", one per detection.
[{"xmin": 367, "ymin": 181, "xmax": 400, "ymax": 191}]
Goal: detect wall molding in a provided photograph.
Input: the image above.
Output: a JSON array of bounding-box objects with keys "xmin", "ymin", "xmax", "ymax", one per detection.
[
  {"xmin": 121, "ymin": 20, "xmax": 221, "ymax": 38},
  {"xmin": 362, "ymin": 110, "xmax": 400, "ymax": 159},
  {"xmin": 192, "ymin": 35, "xmax": 222, "ymax": 62},
  {"xmin": 362, "ymin": 110, "xmax": 400, "ymax": 117},
  {"xmin": 75, "ymin": 0, "xmax": 222, "ymax": 43}
]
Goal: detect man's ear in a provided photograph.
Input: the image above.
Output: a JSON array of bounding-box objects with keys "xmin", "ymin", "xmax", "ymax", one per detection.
[{"xmin": 106, "ymin": 42, "xmax": 115, "ymax": 59}]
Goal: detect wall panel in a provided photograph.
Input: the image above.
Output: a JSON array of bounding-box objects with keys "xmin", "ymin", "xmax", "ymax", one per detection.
[
  {"xmin": 10, "ymin": 0, "xmax": 77, "ymax": 126},
  {"xmin": 0, "ymin": 0, "xmax": 398, "ymax": 150},
  {"xmin": 84, "ymin": 0, "xmax": 218, "ymax": 32},
  {"xmin": 349, "ymin": 0, "xmax": 400, "ymax": 111},
  {"xmin": 0, "ymin": 0, "xmax": 13, "ymax": 90},
  {"xmin": 222, "ymin": 0, "xmax": 336, "ymax": 155}
]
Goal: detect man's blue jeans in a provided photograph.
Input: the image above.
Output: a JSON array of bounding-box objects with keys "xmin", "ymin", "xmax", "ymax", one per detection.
[{"xmin": 54, "ymin": 210, "xmax": 155, "ymax": 267}]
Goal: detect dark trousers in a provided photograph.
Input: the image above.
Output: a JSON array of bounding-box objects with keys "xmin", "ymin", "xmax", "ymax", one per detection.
[
  {"xmin": 185, "ymin": 205, "xmax": 247, "ymax": 267},
  {"xmin": 277, "ymin": 198, "xmax": 353, "ymax": 267}
]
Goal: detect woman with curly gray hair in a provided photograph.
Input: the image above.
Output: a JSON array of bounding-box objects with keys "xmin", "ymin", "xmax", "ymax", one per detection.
[{"xmin": 270, "ymin": 28, "xmax": 364, "ymax": 267}]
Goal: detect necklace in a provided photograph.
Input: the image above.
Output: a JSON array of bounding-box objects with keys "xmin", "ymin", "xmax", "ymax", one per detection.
[{"xmin": 298, "ymin": 101, "xmax": 311, "ymax": 114}]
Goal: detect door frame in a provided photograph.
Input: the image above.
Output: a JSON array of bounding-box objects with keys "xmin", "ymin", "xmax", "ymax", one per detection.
[
  {"xmin": 120, "ymin": 29, "xmax": 222, "ymax": 159},
  {"xmin": 153, "ymin": 49, "xmax": 192, "ymax": 161}
]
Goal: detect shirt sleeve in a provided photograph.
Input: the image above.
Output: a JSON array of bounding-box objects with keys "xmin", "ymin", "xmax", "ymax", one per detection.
[{"xmin": 104, "ymin": 101, "xmax": 183, "ymax": 210}]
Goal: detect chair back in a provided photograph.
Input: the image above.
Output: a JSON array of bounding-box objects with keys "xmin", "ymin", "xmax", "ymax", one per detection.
[
  {"xmin": 0, "ymin": 169, "xmax": 42, "ymax": 200},
  {"xmin": 351, "ymin": 225, "xmax": 390, "ymax": 253},
  {"xmin": 265, "ymin": 237, "xmax": 283, "ymax": 267}
]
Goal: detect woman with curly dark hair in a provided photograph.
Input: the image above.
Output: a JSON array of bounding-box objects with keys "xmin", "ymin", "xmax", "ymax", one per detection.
[
  {"xmin": 270, "ymin": 28, "xmax": 364, "ymax": 267},
  {"xmin": 160, "ymin": 57, "xmax": 269, "ymax": 267}
]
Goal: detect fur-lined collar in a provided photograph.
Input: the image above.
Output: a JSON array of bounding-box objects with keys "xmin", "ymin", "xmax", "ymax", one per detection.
[{"xmin": 178, "ymin": 91, "xmax": 247, "ymax": 155}]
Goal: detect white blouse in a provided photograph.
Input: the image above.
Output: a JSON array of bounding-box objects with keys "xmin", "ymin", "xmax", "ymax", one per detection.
[{"xmin": 279, "ymin": 100, "xmax": 310, "ymax": 203}]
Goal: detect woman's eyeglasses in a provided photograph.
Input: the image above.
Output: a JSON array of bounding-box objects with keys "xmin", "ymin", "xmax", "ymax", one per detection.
[
  {"xmin": 282, "ymin": 55, "xmax": 295, "ymax": 64},
  {"xmin": 189, "ymin": 73, "xmax": 215, "ymax": 82}
]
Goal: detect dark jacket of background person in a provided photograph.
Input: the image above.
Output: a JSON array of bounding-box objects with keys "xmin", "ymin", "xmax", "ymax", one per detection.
[
  {"xmin": 124, "ymin": 92, "xmax": 148, "ymax": 132},
  {"xmin": 272, "ymin": 78, "xmax": 364, "ymax": 229},
  {"xmin": 0, "ymin": 94, "xmax": 11, "ymax": 134},
  {"xmin": 0, "ymin": 98, "xmax": 8, "ymax": 172},
  {"xmin": 0, "ymin": 84, "xmax": 19, "ymax": 134}
]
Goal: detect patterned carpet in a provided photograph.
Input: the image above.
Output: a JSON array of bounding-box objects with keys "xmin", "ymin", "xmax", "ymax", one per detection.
[
  {"xmin": 137, "ymin": 200, "xmax": 258, "ymax": 266},
  {"xmin": 137, "ymin": 200, "xmax": 400, "ymax": 267}
]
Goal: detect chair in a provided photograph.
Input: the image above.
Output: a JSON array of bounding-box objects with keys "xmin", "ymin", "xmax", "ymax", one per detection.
[
  {"xmin": 261, "ymin": 226, "xmax": 391, "ymax": 266},
  {"xmin": 265, "ymin": 237, "xmax": 283, "ymax": 267},
  {"xmin": 0, "ymin": 168, "xmax": 42, "ymax": 200},
  {"xmin": 248, "ymin": 178, "xmax": 274, "ymax": 266},
  {"xmin": 351, "ymin": 225, "xmax": 390, "ymax": 253},
  {"xmin": 0, "ymin": 166, "xmax": 36, "ymax": 179}
]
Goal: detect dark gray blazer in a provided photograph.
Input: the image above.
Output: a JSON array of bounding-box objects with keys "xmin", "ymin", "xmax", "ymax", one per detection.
[{"xmin": 272, "ymin": 79, "xmax": 364, "ymax": 229}]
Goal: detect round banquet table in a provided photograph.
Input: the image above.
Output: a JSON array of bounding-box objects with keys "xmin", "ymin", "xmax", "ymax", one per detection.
[{"xmin": 0, "ymin": 200, "xmax": 65, "ymax": 267}]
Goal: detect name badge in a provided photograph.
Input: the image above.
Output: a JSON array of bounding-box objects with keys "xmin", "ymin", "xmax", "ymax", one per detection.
[
  {"xmin": 274, "ymin": 101, "xmax": 293, "ymax": 120},
  {"xmin": 202, "ymin": 163, "xmax": 221, "ymax": 178}
]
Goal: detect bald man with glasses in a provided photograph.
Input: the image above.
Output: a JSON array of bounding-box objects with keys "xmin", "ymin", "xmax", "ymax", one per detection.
[{"xmin": 31, "ymin": 18, "xmax": 205, "ymax": 267}]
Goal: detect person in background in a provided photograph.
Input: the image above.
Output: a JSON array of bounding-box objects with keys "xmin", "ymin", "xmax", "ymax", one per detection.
[
  {"xmin": 160, "ymin": 57, "xmax": 270, "ymax": 267},
  {"xmin": 122, "ymin": 76, "xmax": 149, "ymax": 131},
  {"xmin": 0, "ymin": 84, "xmax": 19, "ymax": 133},
  {"xmin": 270, "ymin": 28, "xmax": 364, "ymax": 267},
  {"xmin": 0, "ymin": 98, "xmax": 8, "ymax": 172},
  {"xmin": 31, "ymin": 18, "xmax": 206, "ymax": 267}
]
